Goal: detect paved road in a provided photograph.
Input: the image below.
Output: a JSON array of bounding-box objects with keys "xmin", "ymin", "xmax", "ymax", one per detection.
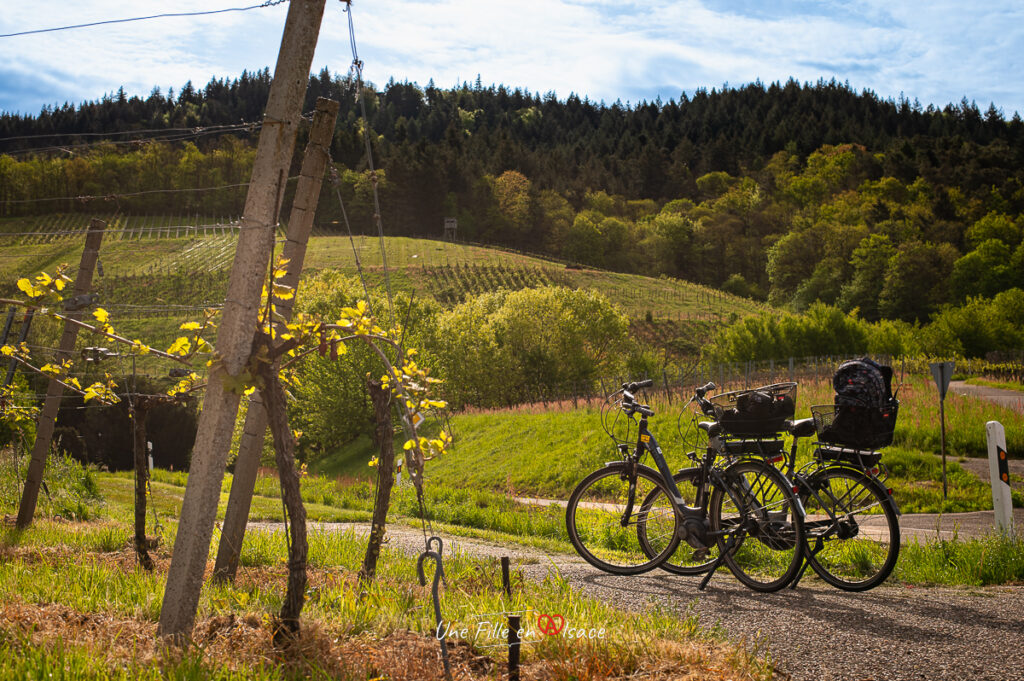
[
  {"xmin": 515, "ymin": 496, "xmax": 1022, "ymax": 543},
  {"xmin": 948, "ymin": 380, "xmax": 1024, "ymax": 413},
  {"xmin": 273, "ymin": 520, "xmax": 1024, "ymax": 681}
]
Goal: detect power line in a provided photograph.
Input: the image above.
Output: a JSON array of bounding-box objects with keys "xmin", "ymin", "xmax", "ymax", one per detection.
[
  {"xmin": 0, "ymin": 173, "xmax": 302, "ymax": 206},
  {"xmin": 0, "ymin": 183, "xmax": 251, "ymax": 206},
  {"xmin": 0, "ymin": 122, "xmax": 261, "ymax": 145},
  {"xmin": 1, "ymin": 124, "xmax": 262, "ymax": 156},
  {"xmin": 0, "ymin": 1, "xmax": 290, "ymax": 39}
]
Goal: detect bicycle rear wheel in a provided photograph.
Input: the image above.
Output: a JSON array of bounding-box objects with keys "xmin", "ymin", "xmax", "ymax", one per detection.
[
  {"xmin": 709, "ymin": 460, "xmax": 804, "ymax": 592},
  {"xmin": 566, "ymin": 462, "xmax": 681, "ymax": 575},
  {"xmin": 638, "ymin": 468, "xmax": 718, "ymax": 575},
  {"xmin": 801, "ymin": 467, "xmax": 900, "ymax": 591}
]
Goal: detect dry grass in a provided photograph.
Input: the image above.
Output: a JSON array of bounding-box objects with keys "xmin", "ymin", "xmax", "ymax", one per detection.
[
  {"xmin": 0, "ymin": 598, "xmax": 764, "ymax": 681},
  {"xmin": 0, "ymin": 535, "xmax": 771, "ymax": 681}
]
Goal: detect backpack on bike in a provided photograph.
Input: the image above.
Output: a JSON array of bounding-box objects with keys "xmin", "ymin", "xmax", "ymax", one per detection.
[{"xmin": 816, "ymin": 358, "xmax": 898, "ymax": 450}]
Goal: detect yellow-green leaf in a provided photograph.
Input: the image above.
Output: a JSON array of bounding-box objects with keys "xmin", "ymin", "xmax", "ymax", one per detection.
[{"xmin": 167, "ymin": 337, "xmax": 191, "ymax": 356}]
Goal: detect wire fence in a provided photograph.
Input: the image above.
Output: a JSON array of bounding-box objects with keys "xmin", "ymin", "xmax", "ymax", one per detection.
[{"xmin": 446, "ymin": 355, "xmax": 1024, "ymax": 412}]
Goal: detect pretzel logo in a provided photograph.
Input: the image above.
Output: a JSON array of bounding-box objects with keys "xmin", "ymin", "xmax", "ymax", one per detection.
[{"xmin": 537, "ymin": 612, "xmax": 565, "ymax": 636}]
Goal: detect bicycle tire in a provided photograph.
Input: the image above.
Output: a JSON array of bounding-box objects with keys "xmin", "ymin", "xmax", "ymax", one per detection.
[
  {"xmin": 709, "ymin": 459, "xmax": 805, "ymax": 592},
  {"xmin": 638, "ymin": 468, "xmax": 718, "ymax": 575},
  {"xmin": 566, "ymin": 462, "xmax": 681, "ymax": 575},
  {"xmin": 801, "ymin": 466, "xmax": 900, "ymax": 591}
]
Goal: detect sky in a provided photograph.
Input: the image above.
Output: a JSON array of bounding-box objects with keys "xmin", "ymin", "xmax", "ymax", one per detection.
[{"xmin": 1, "ymin": 0, "xmax": 1023, "ymax": 117}]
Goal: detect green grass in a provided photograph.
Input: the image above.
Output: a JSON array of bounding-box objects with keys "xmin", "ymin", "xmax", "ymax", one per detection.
[
  {"xmin": 0, "ymin": 636, "xmax": 293, "ymax": 681},
  {"xmin": 882, "ymin": 447, "xmax": 994, "ymax": 513},
  {"xmin": 0, "ymin": 500, "xmax": 767, "ymax": 681},
  {"xmin": 897, "ymin": 531, "xmax": 1024, "ymax": 586},
  {"xmin": 2, "ymin": 227, "xmax": 765, "ymax": 324},
  {"xmin": 964, "ymin": 376, "xmax": 1024, "ymax": 392},
  {"xmin": 97, "ymin": 471, "xmax": 372, "ymax": 525}
]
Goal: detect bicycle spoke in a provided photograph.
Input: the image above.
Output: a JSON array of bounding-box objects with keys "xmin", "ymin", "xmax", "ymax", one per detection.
[
  {"xmin": 567, "ymin": 464, "xmax": 680, "ymax": 575},
  {"xmin": 802, "ymin": 468, "xmax": 900, "ymax": 591}
]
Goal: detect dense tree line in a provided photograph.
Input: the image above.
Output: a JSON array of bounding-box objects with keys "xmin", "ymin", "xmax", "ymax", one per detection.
[{"xmin": 3, "ymin": 70, "xmax": 1024, "ymax": 326}]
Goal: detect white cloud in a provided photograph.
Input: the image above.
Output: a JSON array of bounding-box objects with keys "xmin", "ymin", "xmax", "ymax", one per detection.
[{"xmin": 1, "ymin": 0, "xmax": 1023, "ymax": 114}]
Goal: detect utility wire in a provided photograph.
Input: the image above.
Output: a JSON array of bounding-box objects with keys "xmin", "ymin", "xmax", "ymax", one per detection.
[
  {"xmin": 0, "ymin": 173, "xmax": 299, "ymax": 206},
  {"xmin": 0, "ymin": 122, "xmax": 261, "ymax": 145},
  {"xmin": 0, "ymin": 1, "xmax": 289, "ymax": 39},
  {"xmin": 2, "ymin": 124, "xmax": 262, "ymax": 156}
]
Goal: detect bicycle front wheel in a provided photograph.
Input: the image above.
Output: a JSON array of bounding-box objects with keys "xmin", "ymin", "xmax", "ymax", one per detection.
[
  {"xmin": 802, "ymin": 467, "xmax": 900, "ymax": 591},
  {"xmin": 710, "ymin": 460, "xmax": 804, "ymax": 592},
  {"xmin": 566, "ymin": 463, "xmax": 681, "ymax": 575}
]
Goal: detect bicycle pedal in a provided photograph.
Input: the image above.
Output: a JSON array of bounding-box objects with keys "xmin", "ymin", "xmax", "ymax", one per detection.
[{"xmin": 691, "ymin": 548, "xmax": 709, "ymax": 561}]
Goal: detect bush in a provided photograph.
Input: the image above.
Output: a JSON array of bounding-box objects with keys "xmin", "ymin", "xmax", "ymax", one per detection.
[
  {"xmin": 707, "ymin": 302, "xmax": 868, "ymax": 362},
  {"xmin": 433, "ymin": 286, "xmax": 630, "ymax": 408},
  {"xmin": 289, "ymin": 271, "xmax": 441, "ymax": 461}
]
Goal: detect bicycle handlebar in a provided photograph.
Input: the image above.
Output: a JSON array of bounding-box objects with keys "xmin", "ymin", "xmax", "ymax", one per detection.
[
  {"xmin": 621, "ymin": 378, "xmax": 654, "ymax": 392},
  {"xmin": 619, "ymin": 388, "xmax": 654, "ymax": 417},
  {"xmin": 693, "ymin": 382, "xmax": 717, "ymax": 416},
  {"xmin": 695, "ymin": 381, "xmax": 716, "ymax": 397}
]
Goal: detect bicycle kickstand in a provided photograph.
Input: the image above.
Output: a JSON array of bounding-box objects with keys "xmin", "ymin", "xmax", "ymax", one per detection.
[
  {"xmin": 698, "ymin": 534, "xmax": 737, "ymax": 591},
  {"xmin": 788, "ymin": 537, "xmax": 822, "ymax": 589}
]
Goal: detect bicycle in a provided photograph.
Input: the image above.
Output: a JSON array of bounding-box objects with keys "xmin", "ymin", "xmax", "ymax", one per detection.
[
  {"xmin": 646, "ymin": 382, "xmax": 807, "ymax": 582},
  {"xmin": 778, "ymin": 401, "xmax": 902, "ymax": 591},
  {"xmin": 565, "ymin": 380, "xmax": 806, "ymax": 592}
]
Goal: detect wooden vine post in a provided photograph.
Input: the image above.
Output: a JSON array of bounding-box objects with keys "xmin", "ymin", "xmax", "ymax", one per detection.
[{"xmin": 130, "ymin": 395, "xmax": 156, "ymax": 571}]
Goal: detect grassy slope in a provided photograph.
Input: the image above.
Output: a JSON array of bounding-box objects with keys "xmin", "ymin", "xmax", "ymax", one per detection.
[
  {"xmin": 315, "ymin": 374, "xmax": 1022, "ymax": 514},
  {"xmin": 2, "ymin": 226, "xmax": 764, "ymax": 321}
]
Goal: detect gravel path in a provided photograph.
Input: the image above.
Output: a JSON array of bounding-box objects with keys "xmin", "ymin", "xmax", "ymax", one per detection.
[{"xmin": 260, "ymin": 520, "xmax": 1024, "ymax": 681}]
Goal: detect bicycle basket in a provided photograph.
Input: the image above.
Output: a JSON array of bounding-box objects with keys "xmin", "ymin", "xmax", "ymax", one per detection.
[
  {"xmin": 811, "ymin": 400, "xmax": 899, "ymax": 450},
  {"xmin": 710, "ymin": 382, "xmax": 797, "ymax": 436}
]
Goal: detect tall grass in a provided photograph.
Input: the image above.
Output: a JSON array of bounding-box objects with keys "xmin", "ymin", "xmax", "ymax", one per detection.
[
  {"xmin": 897, "ymin": 531, "xmax": 1024, "ymax": 586},
  {"xmin": 0, "ymin": 451, "xmax": 101, "ymax": 520}
]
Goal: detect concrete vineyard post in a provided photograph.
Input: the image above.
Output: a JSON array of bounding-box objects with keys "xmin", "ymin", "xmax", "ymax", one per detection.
[
  {"xmin": 213, "ymin": 97, "xmax": 339, "ymax": 583},
  {"xmin": 16, "ymin": 219, "xmax": 105, "ymax": 529},
  {"xmin": 157, "ymin": 0, "xmax": 327, "ymax": 640}
]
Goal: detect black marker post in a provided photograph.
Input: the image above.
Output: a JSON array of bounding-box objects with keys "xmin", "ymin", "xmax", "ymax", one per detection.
[{"xmin": 930, "ymin": 361, "xmax": 955, "ymax": 500}]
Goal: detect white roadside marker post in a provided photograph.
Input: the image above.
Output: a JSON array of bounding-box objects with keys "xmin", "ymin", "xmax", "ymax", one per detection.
[{"xmin": 986, "ymin": 421, "xmax": 1013, "ymax": 534}]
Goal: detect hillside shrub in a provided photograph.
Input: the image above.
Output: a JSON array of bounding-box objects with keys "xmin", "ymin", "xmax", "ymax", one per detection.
[{"xmin": 434, "ymin": 286, "xmax": 630, "ymax": 408}]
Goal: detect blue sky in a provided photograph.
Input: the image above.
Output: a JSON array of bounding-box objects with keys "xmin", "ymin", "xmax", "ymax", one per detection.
[{"xmin": 1, "ymin": 1, "xmax": 1022, "ymax": 117}]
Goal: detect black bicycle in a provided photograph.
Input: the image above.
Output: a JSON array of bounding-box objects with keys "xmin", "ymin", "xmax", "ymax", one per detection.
[
  {"xmin": 779, "ymin": 402, "xmax": 902, "ymax": 591},
  {"xmin": 565, "ymin": 380, "xmax": 806, "ymax": 592}
]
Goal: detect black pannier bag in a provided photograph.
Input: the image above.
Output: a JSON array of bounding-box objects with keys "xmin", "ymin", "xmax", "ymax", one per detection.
[
  {"xmin": 713, "ymin": 383, "xmax": 797, "ymax": 437},
  {"xmin": 814, "ymin": 358, "xmax": 899, "ymax": 450}
]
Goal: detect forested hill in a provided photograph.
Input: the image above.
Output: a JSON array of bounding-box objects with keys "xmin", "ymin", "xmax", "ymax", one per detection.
[
  {"xmin": 4, "ymin": 69, "xmax": 1023, "ymax": 188},
  {"xmin": 3, "ymin": 69, "xmax": 1024, "ymax": 326}
]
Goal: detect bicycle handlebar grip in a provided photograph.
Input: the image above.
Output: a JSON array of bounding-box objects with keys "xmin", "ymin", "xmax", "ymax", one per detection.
[
  {"xmin": 622, "ymin": 378, "xmax": 654, "ymax": 391},
  {"xmin": 695, "ymin": 381, "xmax": 716, "ymax": 397}
]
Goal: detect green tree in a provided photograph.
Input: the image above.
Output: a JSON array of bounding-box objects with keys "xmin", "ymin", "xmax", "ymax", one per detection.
[
  {"xmin": 878, "ymin": 241, "xmax": 959, "ymax": 322},
  {"xmin": 491, "ymin": 169, "xmax": 532, "ymax": 244},
  {"xmin": 965, "ymin": 211, "xmax": 1020, "ymax": 248},
  {"xmin": 837, "ymin": 234, "xmax": 897, "ymax": 320},
  {"xmin": 950, "ymin": 239, "xmax": 1014, "ymax": 300}
]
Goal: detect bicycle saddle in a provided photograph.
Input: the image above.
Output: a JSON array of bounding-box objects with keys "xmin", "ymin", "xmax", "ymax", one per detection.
[
  {"xmin": 698, "ymin": 421, "xmax": 723, "ymax": 437},
  {"xmin": 787, "ymin": 418, "xmax": 816, "ymax": 438}
]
